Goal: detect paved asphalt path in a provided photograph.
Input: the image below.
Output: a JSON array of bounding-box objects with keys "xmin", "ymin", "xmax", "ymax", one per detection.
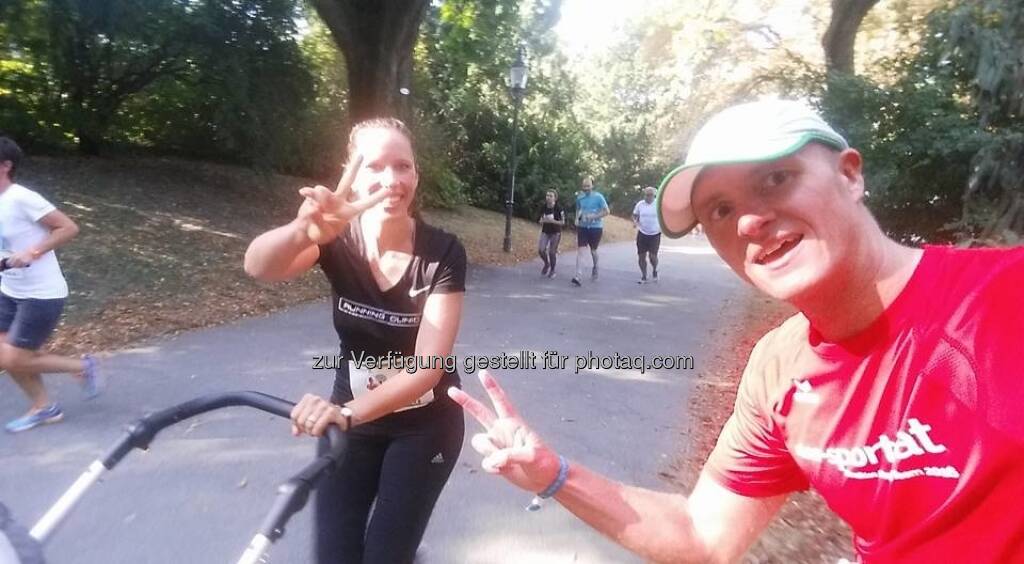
[{"xmin": 0, "ymin": 233, "xmax": 751, "ymax": 563}]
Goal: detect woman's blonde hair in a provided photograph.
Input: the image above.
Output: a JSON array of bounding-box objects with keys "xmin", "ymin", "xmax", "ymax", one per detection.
[{"xmin": 346, "ymin": 117, "xmax": 416, "ymax": 169}]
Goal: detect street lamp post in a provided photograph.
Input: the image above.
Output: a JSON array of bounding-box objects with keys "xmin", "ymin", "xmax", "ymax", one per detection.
[{"xmin": 504, "ymin": 47, "xmax": 528, "ymax": 253}]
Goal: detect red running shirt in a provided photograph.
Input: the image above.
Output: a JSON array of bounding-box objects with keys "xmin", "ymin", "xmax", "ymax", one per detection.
[{"xmin": 706, "ymin": 245, "xmax": 1024, "ymax": 563}]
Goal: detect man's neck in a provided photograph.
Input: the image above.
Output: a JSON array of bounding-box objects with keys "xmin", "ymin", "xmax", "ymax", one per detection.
[
  {"xmin": 0, "ymin": 177, "xmax": 12, "ymax": 192},
  {"xmin": 795, "ymin": 235, "xmax": 923, "ymax": 342}
]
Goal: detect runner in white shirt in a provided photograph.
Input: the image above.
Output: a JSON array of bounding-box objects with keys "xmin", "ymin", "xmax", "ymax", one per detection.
[
  {"xmin": 0, "ymin": 136, "xmax": 103, "ymax": 433},
  {"xmin": 632, "ymin": 186, "xmax": 662, "ymax": 284}
]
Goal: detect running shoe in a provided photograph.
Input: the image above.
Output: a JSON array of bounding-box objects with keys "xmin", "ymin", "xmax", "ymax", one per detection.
[
  {"xmin": 5, "ymin": 404, "xmax": 64, "ymax": 433},
  {"xmin": 81, "ymin": 354, "xmax": 104, "ymax": 399},
  {"xmin": 571, "ymin": 278, "xmax": 582, "ymax": 287}
]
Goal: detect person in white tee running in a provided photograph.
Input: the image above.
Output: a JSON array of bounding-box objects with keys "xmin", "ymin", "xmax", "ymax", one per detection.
[
  {"xmin": 0, "ymin": 137, "xmax": 102, "ymax": 433},
  {"xmin": 632, "ymin": 186, "xmax": 662, "ymax": 284}
]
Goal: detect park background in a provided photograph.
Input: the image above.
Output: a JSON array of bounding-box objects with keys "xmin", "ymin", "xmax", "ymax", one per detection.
[{"xmin": 1, "ymin": 0, "xmax": 1021, "ymax": 561}]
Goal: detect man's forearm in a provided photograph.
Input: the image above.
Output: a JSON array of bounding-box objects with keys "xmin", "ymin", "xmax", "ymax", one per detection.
[{"xmin": 553, "ymin": 463, "xmax": 711, "ymax": 563}]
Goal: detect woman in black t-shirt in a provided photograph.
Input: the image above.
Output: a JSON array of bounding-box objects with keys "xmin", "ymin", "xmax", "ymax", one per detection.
[
  {"xmin": 537, "ymin": 189, "xmax": 564, "ymax": 278},
  {"xmin": 244, "ymin": 118, "xmax": 466, "ymax": 564}
]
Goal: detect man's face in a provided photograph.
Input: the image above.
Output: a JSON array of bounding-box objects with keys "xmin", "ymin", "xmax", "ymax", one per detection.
[
  {"xmin": 545, "ymin": 192, "xmax": 556, "ymax": 205},
  {"xmin": 690, "ymin": 144, "xmax": 866, "ymax": 302},
  {"xmin": 643, "ymin": 189, "xmax": 655, "ymax": 203},
  {"xmin": 581, "ymin": 179, "xmax": 593, "ymax": 193}
]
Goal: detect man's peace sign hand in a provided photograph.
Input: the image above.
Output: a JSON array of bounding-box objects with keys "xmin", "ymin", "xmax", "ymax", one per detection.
[
  {"xmin": 297, "ymin": 155, "xmax": 391, "ymax": 244},
  {"xmin": 448, "ymin": 370, "xmax": 562, "ymax": 493}
]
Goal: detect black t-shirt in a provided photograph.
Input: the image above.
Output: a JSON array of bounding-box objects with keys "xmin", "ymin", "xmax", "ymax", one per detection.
[
  {"xmin": 317, "ymin": 219, "xmax": 467, "ymax": 427},
  {"xmin": 540, "ymin": 203, "xmax": 564, "ymax": 234}
]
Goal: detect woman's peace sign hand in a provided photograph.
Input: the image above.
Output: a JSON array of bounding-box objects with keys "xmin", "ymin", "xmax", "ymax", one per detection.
[{"xmin": 297, "ymin": 155, "xmax": 391, "ymax": 244}]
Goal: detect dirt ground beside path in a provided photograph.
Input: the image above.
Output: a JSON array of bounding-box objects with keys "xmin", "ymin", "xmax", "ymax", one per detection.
[{"xmin": 671, "ymin": 292, "xmax": 854, "ymax": 563}]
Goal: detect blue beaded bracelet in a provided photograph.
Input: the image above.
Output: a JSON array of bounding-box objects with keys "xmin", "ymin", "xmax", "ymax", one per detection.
[
  {"xmin": 526, "ymin": 456, "xmax": 570, "ymax": 512},
  {"xmin": 539, "ymin": 455, "xmax": 569, "ymax": 498}
]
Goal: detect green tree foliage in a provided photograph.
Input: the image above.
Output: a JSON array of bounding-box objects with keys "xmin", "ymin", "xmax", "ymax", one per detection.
[
  {"xmin": 764, "ymin": 0, "xmax": 1021, "ymax": 243},
  {"xmin": 117, "ymin": 0, "xmax": 331, "ymax": 175},
  {"xmin": 567, "ymin": 0, "xmax": 834, "ymax": 214},
  {"xmin": 415, "ymin": 0, "xmax": 592, "ymax": 215},
  {"xmin": 815, "ymin": 69, "xmax": 984, "ymax": 242},
  {"xmin": 0, "ymin": 0, "xmax": 346, "ymax": 176},
  {"xmin": 0, "ymin": 1, "xmax": 56, "ymax": 146},
  {"xmin": 1, "ymin": 0, "xmax": 197, "ymax": 153},
  {"xmin": 571, "ymin": 27, "xmax": 669, "ymax": 214},
  {"xmin": 946, "ymin": 0, "xmax": 1024, "ymax": 243}
]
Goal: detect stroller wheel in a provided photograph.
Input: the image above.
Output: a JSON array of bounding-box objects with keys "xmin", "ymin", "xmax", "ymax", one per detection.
[{"xmin": 0, "ymin": 502, "xmax": 45, "ymax": 564}]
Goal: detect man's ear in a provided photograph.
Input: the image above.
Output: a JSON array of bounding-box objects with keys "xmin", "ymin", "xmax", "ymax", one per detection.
[{"xmin": 837, "ymin": 148, "xmax": 865, "ymax": 202}]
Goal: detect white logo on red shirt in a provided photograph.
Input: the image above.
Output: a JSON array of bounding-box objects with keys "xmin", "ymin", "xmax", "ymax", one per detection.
[
  {"xmin": 794, "ymin": 418, "xmax": 961, "ymax": 481},
  {"xmin": 792, "ymin": 379, "xmax": 821, "ymax": 404}
]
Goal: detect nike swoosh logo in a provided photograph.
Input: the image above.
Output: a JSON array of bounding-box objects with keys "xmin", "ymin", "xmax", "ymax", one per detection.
[{"xmin": 408, "ymin": 285, "xmax": 431, "ymax": 298}]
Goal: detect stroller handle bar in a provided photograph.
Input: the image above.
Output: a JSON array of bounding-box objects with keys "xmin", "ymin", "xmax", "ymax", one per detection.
[
  {"xmin": 102, "ymin": 390, "xmax": 319, "ymax": 468},
  {"xmin": 30, "ymin": 390, "xmax": 348, "ymax": 564}
]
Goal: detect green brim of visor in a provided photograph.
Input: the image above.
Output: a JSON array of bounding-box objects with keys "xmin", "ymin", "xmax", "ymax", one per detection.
[{"xmin": 655, "ymin": 133, "xmax": 848, "ymax": 239}]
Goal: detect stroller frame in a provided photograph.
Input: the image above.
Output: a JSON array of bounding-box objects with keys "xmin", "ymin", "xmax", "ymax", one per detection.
[{"xmin": 25, "ymin": 391, "xmax": 347, "ymax": 564}]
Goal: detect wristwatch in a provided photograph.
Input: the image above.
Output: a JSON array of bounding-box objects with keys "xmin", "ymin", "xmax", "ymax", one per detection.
[{"xmin": 339, "ymin": 406, "xmax": 354, "ymax": 431}]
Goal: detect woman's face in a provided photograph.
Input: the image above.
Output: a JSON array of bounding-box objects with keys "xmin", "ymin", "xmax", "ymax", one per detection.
[{"xmin": 351, "ymin": 127, "xmax": 418, "ymax": 218}]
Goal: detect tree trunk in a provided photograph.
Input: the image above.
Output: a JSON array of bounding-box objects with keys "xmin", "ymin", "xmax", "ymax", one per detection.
[
  {"xmin": 76, "ymin": 130, "xmax": 102, "ymax": 155},
  {"xmin": 311, "ymin": 0, "xmax": 429, "ymax": 123},
  {"xmin": 822, "ymin": 0, "xmax": 881, "ymax": 74}
]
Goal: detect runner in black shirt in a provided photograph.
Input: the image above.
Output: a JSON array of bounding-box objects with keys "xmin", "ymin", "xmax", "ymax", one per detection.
[
  {"xmin": 244, "ymin": 117, "xmax": 466, "ymax": 564},
  {"xmin": 537, "ymin": 189, "xmax": 564, "ymax": 278}
]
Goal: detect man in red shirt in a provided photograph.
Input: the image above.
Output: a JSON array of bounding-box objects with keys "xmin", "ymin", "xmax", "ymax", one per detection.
[{"xmin": 449, "ymin": 100, "xmax": 1024, "ymax": 562}]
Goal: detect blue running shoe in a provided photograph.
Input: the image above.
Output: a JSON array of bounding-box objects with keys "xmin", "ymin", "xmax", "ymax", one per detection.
[
  {"xmin": 81, "ymin": 354, "xmax": 104, "ymax": 399},
  {"xmin": 5, "ymin": 404, "xmax": 64, "ymax": 433}
]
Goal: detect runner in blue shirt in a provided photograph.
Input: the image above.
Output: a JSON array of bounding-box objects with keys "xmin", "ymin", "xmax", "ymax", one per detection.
[{"xmin": 572, "ymin": 177, "xmax": 609, "ymax": 287}]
